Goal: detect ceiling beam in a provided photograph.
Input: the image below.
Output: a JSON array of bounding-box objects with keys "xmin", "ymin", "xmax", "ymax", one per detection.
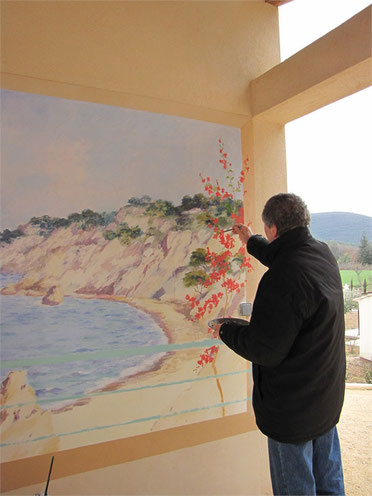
[{"xmin": 250, "ymin": 5, "xmax": 372, "ymax": 124}]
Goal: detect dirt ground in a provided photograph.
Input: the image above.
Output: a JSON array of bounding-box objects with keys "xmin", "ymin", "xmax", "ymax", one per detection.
[
  {"xmin": 342, "ymin": 311, "xmax": 372, "ymax": 494},
  {"xmin": 338, "ymin": 388, "xmax": 372, "ymax": 496}
]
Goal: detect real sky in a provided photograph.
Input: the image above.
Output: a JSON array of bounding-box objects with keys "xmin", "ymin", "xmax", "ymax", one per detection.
[{"xmin": 279, "ymin": 0, "xmax": 372, "ymax": 217}]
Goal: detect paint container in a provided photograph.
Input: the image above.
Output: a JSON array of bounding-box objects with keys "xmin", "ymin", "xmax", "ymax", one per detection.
[{"xmin": 239, "ymin": 302, "xmax": 252, "ymax": 316}]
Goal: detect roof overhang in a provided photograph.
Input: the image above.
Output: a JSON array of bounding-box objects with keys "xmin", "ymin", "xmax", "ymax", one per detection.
[{"xmin": 265, "ymin": 0, "xmax": 295, "ymax": 6}]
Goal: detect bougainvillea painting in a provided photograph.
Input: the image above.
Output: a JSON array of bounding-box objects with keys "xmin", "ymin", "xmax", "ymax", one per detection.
[{"xmin": 0, "ymin": 89, "xmax": 252, "ymax": 462}]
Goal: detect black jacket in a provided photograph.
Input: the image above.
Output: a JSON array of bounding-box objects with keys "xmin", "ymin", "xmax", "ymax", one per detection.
[{"xmin": 220, "ymin": 227, "xmax": 345, "ymax": 443}]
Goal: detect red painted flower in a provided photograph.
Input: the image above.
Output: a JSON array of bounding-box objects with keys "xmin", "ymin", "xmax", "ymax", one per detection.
[{"xmin": 186, "ymin": 139, "xmax": 252, "ymax": 368}]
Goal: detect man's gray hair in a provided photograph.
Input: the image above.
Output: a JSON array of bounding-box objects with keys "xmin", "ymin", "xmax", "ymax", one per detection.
[{"xmin": 262, "ymin": 193, "xmax": 311, "ymax": 236}]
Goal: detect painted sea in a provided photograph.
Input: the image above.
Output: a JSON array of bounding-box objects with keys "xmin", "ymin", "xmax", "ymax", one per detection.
[{"xmin": 0, "ymin": 274, "xmax": 167, "ymax": 407}]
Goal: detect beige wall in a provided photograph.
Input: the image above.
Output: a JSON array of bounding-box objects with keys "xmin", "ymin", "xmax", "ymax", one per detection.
[
  {"xmin": 1, "ymin": 2, "xmax": 282, "ymax": 493},
  {"xmin": 1, "ymin": 0, "xmax": 280, "ymax": 126},
  {"xmin": 241, "ymin": 119, "xmax": 287, "ymax": 291},
  {"xmin": 4, "ymin": 430, "xmax": 272, "ymax": 496}
]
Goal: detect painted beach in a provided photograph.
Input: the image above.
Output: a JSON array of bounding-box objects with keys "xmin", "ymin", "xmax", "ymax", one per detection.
[{"xmin": 0, "ymin": 289, "xmax": 249, "ymax": 461}]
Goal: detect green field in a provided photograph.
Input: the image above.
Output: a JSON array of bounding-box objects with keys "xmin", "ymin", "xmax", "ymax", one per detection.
[{"xmin": 340, "ymin": 270, "xmax": 372, "ymax": 289}]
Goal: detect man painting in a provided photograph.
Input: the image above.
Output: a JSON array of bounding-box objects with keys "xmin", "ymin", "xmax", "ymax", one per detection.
[{"xmin": 216, "ymin": 193, "xmax": 345, "ymax": 495}]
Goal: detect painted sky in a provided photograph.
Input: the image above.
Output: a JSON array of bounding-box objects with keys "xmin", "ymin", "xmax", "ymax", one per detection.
[{"xmin": 1, "ymin": 90, "xmax": 241, "ymax": 230}]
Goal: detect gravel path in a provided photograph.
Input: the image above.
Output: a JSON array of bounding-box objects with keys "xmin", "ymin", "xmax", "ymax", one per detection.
[{"xmin": 338, "ymin": 387, "xmax": 372, "ymax": 495}]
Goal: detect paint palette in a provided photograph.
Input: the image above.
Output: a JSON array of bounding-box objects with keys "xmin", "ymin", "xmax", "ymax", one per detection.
[{"xmin": 208, "ymin": 317, "xmax": 249, "ymax": 330}]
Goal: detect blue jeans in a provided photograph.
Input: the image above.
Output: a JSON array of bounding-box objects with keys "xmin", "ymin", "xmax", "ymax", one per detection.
[{"xmin": 268, "ymin": 426, "xmax": 345, "ymax": 495}]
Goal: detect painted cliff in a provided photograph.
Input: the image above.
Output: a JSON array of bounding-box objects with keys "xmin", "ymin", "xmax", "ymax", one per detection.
[{"xmin": 0, "ymin": 198, "xmax": 245, "ymax": 314}]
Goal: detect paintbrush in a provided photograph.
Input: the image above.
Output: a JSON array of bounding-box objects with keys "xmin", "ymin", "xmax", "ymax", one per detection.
[{"xmin": 224, "ymin": 226, "xmax": 244, "ymax": 233}]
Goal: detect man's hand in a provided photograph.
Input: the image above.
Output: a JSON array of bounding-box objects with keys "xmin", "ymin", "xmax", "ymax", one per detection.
[
  {"xmin": 211, "ymin": 324, "xmax": 223, "ymax": 339},
  {"xmin": 232, "ymin": 224, "xmax": 254, "ymax": 245}
]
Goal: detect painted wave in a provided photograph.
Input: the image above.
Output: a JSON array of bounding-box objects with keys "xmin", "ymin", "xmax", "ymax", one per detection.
[{"xmin": 0, "ymin": 275, "xmax": 167, "ymax": 406}]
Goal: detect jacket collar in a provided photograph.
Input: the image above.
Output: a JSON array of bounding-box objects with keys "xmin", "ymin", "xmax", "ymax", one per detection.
[{"xmin": 264, "ymin": 226, "xmax": 312, "ymax": 266}]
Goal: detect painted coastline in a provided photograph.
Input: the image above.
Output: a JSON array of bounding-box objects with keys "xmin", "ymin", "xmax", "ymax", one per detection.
[{"xmin": 0, "ymin": 208, "xmax": 249, "ymax": 461}]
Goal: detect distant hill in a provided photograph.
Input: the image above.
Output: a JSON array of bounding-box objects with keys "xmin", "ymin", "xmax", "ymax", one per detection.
[{"xmin": 310, "ymin": 212, "xmax": 372, "ymax": 245}]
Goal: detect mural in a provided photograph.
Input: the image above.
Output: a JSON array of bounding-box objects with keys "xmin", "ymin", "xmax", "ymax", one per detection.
[{"xmin": 0, "ymin": 90, "xmax": 252, "ymax": 462}]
